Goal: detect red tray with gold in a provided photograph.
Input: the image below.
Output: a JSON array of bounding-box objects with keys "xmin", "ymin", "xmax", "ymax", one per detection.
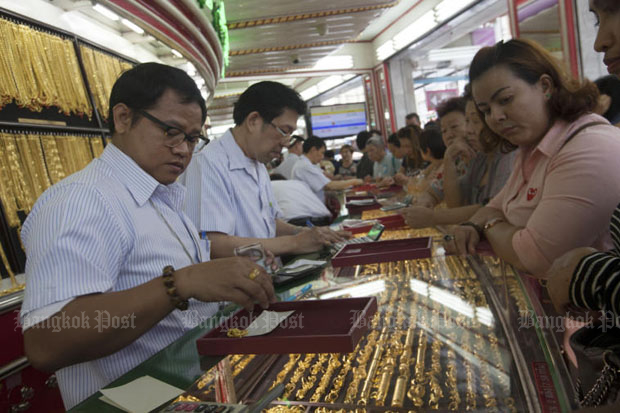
[
  {"xmin": 196, "ymin": 297, "xmax": 377, "ymax": 355},
  {"xmin": 331, "ymin": 237, "xmax": 432, "ymax": 267},
  {"xmin": 342, "ymin": 214, "xmax": 406, "ymax": 234}
]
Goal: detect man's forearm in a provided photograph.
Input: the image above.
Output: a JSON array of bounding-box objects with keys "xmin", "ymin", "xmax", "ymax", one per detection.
[
  {"xmin": 324, "ymin": 178, "xmax": 359, "ymax": 191},
  {"xmin": 276, "ymin": 219, "xmax": 303, "ymax": 236},
  {"xmin": 207, "ymin": 232, "xmax": 298, "ymax": 258},
  {"xmin": 24, "ymin": 276, "xmax": 175, "ymax": 372}
]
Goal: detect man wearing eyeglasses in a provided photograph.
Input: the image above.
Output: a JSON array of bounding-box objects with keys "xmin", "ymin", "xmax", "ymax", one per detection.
[
  {"xmin": 19, "ymin": 63, "xmax": 275, "ymax": 409},
  {"xmin": 183, "ymin": 81, "xmax": 349, "ymax": 259}
]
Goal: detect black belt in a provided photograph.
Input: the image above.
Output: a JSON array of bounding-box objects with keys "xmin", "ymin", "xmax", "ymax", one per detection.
[{"xmin": 288, "ymin": 216, "xmax": 331, "ymax": 227}]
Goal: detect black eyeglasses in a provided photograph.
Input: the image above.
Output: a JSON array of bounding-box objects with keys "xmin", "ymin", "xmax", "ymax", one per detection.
[{"xmin": 140, "ymin": 110, "xmax": 209, "ymax": 148}]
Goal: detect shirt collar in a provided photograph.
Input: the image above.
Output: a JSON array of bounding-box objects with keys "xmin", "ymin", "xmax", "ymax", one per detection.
[
  {"xmin": 223, "ymin": 129, "xmax": 259, "ymax": 173},
  {"xmin": 533, "ymin": 118, "xmax": 569, "ymax": 158},
  {"xmin": 100, "ymin": 143, "xmax": 186, "ymax": 209}
]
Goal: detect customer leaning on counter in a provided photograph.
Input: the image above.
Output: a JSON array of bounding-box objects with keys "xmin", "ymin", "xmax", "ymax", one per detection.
[
  {"xmin": 447, "ymin": 38, "xmax": 620, "ymax": 278},
  {"xmin": 19, "ymin": 63, "xmax": 276, "ymax": 409}
]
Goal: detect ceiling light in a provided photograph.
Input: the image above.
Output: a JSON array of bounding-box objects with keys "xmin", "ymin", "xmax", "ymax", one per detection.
[
  {"xmin": 376, "ymin": 40, "xmax": 395, "ymax": 61},
  {"xmin": 171, "ymin": 49, "xmax": 183, "ymax": 58},
  {"xmin": 300, "ymin": 86, "xmax": 319, "ymax": 101},
  {"xmin": 434, "ymin": 0, "xmax": 477, "ymax": 22},
  {"xmin": 120, "ymin": 18, "xmax": 144, "ymax": 34},
  {"xmin": 93, "ymin": 4, "xmax": 120, "ymax": 21},
  {"xmin": 313, "ymin": 55, "xmax": 353, "ymax": 70},
  {"xmin": 393, "ymin": 10, "xmax": 436, "ymax": 50},
  {"xmin": 428, "ymin": 45, "xmax": 481, "ymax": 63},
  {"xmin": 317, "ymin": 75, "xmax": 344, "ymax": 92}
]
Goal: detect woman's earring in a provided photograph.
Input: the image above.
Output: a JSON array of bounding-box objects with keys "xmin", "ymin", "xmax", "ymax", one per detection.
[{"xmin": 545, "ymin": 93, "xmax": 552, "ymax": 99}]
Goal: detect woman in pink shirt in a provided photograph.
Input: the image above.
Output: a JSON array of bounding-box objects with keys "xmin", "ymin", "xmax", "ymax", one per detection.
[{"xmin": 449, "ymin": 38, "xmax": 620, "ymax": 278}]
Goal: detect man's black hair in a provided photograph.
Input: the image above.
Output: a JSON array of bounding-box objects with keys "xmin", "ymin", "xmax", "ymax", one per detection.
[
  {"xmin": 405, "ymin": 112, "xmax": 420, "ymax": 122},
  {"xmin": 356, "ymin": 129, "xmax": 381, "ymax": 150},
  {"xmin": 303, "ymin": 136, "xmax": 326, "ymax": 153},
  {"xmin": 108, "ymin": 62, "xmax": 206, "ymax": 134},
  {"xmin": 233, "ymin": 81, "xmax": 307, "ymax": 125}
]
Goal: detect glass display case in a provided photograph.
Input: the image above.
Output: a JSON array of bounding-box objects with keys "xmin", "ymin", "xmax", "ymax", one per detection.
[{"xmin": 69, "ymin": 225, "xmax": 576, "ymax": 412}]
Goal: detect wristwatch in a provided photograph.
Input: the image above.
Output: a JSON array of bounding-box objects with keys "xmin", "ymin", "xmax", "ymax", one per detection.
[{"xmin": 483, "ymin": 217, "xmax": 505, "ymax": 232}]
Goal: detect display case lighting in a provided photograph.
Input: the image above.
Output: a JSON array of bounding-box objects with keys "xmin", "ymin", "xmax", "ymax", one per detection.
[
  {"xmin": 120, "ymin": 18, "xmax": 144, "ymax": 35},
  {"xmin": 93, "ymin": 4, "xmax": 120, "ymax": 21}
]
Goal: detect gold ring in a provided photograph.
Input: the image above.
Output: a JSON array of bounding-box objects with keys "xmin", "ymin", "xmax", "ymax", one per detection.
[{"xmin": 248, "ymin": 268, "xmax": 260, "ymax": 280}]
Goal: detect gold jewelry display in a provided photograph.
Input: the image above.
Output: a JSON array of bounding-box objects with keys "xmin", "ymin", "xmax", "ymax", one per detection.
[
  {"xmin": 80, "ymin": 45, "xmax": 133, "ymax": 119},
  {"xmin": 226, "ymin": 328, "xmax": 248, "ymax": 338},
  {"xmin": 0, "ymin": 18, "xmax": 91, "ymax": 117}
]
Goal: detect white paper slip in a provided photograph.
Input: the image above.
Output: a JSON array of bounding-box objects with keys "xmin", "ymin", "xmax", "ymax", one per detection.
[
  {"xmin": 347, "ymin": 199, "xmax": 376, "ymax": 206},
  {"xmin": 100, "ymin": 375, "xmax": 184, "ymax": 413},
  {"xmin": 245, "ymin": 310, "xmax": 295, "ymax": 337},
  {"xmin": 283, "ymin": 259, "xmax": 326, "ymax": 270}
]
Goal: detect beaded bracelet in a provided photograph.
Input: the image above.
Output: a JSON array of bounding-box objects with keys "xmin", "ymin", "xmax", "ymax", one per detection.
[{"xmin": 162, "ymin": 265, "xmax": 189, "ymax": 311}]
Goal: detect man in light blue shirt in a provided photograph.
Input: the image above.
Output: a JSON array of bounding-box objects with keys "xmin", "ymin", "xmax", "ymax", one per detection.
[
  {"xmin": 20, "ymin": 64, "xmax": 275, "ymax": 409},
  {"xmin": 272, "ymin": 135, "xmax": 303, "ymax": 179},
  {"xmin": 183, "ymin": 81, "xmax": 348, "ymax": 258},
  {"xmin": 291, "ymin": 136, "xmax": 362, "ymax": 202},
  {"xmin": 366, "ymin": 136, "xmax": 400, "ymax": 178}
]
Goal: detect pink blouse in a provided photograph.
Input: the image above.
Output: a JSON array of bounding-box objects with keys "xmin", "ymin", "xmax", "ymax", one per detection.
[{"xmin": 487, "ymin": 113, "xmax": 620, "ymax": 276}]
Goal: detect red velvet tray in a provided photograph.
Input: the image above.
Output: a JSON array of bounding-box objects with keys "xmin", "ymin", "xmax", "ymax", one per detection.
[
  {"xmin": 345, "ymin": 195, "xmax": 381, "ymax": 214},
  {"xmin": 331, "ymin": 237, "xmax": 432, "ymax": 267},
  {"xmin": 350, "ymin": 184, "xmax": 402, "ymax": 194},
  {"xmin": 196, "ymin": 297, "xmax": 377, "ymax": 355},
  {"xmin": 342, "ymin": 214, "xmax": 406, "ymax": 234}
]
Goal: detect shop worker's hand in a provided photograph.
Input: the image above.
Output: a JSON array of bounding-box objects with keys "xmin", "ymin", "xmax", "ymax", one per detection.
[
  {"xmin": 264, "ymin": 249, "xmax": 279, "ymax": 273},
  {"xmin": 377, "ymin": 177, "xmax": 394, "ymax": 188},
  {"xmin": 175, "ymin": 257, "xmax": 276, "ymax": 312},
  {"xmin": 546, "ymin": 247, "xmax": 597, "ymax": 314},
  {"xmin": 292, "ymin": 227, "xmax": 334, "ymax": 253},
  {"xmin": 315, "ymin": 226, "xmax": 350, "ymax": 243},
  {"xmin": 400, "ymin": 206, "xmax": 434, "ymax": 229},
  {"xmin": 445, "ymin": 224, "xmax": 479, "ymax": 256}
]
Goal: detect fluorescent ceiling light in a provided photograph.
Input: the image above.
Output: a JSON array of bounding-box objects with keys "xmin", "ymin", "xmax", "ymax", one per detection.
[
  {"xmin": 120, "ymin": 18, "xmax": 144, "ymax": 34},
  {"xmin": 317, "ymin": 75, "xmax": 344, "ymax": 92},
  {"xmin": 376, "ymin": 40, "xmax": 395, "ymax": 61},
  {"xmin": 93, "ymin": 4, "xmax": 119, "ymax": 21},
  {"xmin": 393, "ymin": 10, "xmax": 436, "ymax": 50},
  {"xmin": 428, "ymin": 45, "xmax": 481, "ymax": 62},
  {"xmin": 186, "ymin": 62, "xmax": 196, "ymax": 76},
  {"xmin": 434, "ymin": 0, "xmax": 476, "ymax": 22},
  {"xmin": 300, "ymin": 86, "xmax": 319, "ymax": 101},
  {"xmin": 313, "ymin": 55, "xmax": 354, "ymax": 70},
  {"xmin": 171, "ymin": 49, "xmax": 183, "ymax": 58}
]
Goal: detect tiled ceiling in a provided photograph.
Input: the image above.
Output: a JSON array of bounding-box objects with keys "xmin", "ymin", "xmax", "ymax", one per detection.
[{"xmin": 211, "ymin": 0, "xmax": 400, "ymax": 128}]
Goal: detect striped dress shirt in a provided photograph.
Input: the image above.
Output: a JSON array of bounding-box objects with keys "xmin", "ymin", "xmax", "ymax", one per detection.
[
  {"xmin": 182, "ymin": 129, "xmax": 282, "ymax": 239},
  {"xmin": 20, "ymin": 143, "xmax": 218, "ymax": 409}
]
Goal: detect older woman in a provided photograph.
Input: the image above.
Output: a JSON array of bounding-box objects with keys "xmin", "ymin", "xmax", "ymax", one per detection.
[
  {"xmin": 401, "ymin": 92, "xmax": 516, "ymax": 228},
  {"xmin": 548, "ymin": 1, "xmax": 620, "ymax": 316},
  {"xmin": 449, "ymin": 38, "xmax": 620, "ymax": 278}
]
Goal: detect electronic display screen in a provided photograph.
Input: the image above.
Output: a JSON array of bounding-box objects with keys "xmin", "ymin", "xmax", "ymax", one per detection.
[{"xmin": 309, "ymin": 103, "xmax": 367, "ymax": 139}]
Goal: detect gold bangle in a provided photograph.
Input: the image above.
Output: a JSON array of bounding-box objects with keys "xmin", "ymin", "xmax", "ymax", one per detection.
[{"xmin": 162, "ymin": 265, "xmax": 188, "ymax": 311}]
